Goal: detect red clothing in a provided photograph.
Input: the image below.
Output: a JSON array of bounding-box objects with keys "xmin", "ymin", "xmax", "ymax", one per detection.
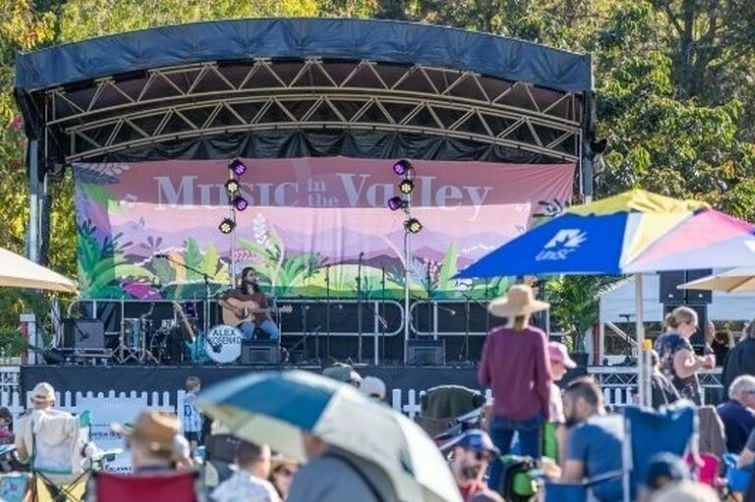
[
  {"xmin": 458, "ymin": 479, "xmax": 487, "ymax": 501},
  {"xmin": 478, "ymin": 325, "xmax": 552, "ymax": 421}
]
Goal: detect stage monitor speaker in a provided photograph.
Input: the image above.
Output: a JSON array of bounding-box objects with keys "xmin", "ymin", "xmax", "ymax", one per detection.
[
  {"xmin": 62, "ymin": 318, "xmax": 105, "ymax": 350},
  {"xmin": 663, "ymin": 304, "xmax": 707, "ymax": 347},
  {"xmin": 407, "ymin": 339, "xmax": 445, "ymax": 366},
  {"xmin": 659, "ymin": 270, "xmax": 713, "ymax": 304},
  {"xmin": 240, "ymin": 340, "xmax": 279, "ymax": 365}
]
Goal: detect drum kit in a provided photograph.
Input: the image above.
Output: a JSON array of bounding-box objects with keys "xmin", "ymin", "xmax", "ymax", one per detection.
[{"xmin": 116, "ymin": 303, "xmax": 248, "ymax": 365}]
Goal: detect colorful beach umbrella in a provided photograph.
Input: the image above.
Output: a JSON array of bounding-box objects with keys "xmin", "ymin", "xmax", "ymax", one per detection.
[
  {"xmin": 456, "ymin": 189, "xmax": 755, "ymax": 405},
  {"xmin": 198, "ymin": 370, "xmax": 462, "ymax": 502},
  {"xmin": 456, "ymin": 190, "xmax": 755, "ymax": 278},
  {"xmin": 678, "ymin": 267, "xmax": 755, "ymax": 293}
]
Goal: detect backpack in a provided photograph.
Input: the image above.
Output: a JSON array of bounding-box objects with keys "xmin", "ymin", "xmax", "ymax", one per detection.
[{"xmin": 498, "ymin": 454, "xmax": 538, "ymax": 501}]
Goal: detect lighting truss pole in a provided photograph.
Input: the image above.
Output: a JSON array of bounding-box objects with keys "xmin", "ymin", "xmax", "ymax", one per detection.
[{"xmin": 403, "ymin": 191, "xmax": 412, "ymax": 365}]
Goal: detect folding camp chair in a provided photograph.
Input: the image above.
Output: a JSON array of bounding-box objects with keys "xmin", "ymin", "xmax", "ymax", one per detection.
[
  {"xmin": 542, "ymin": 402, "xmax": 697, "ymax": 502},
  {"xmin": 89, "ymin": 470, "xmax": 202, "ymax": 502},
  {"xmin": 28, "ymin": 410, "xmax": 96, "ymax": 502},
  {"xmin": 0, "ymin": 472, "xmax": 32, "ymax": 502}
]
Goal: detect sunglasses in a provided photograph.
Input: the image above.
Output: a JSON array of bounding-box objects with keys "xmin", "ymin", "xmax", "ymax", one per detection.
[
  {"xmin": 277, "ymin": 467, "xmax": 296, "ymax": 477},
  {"xmin": 463, "ymin": 449, "xmax": 491, "ymax": 462}
]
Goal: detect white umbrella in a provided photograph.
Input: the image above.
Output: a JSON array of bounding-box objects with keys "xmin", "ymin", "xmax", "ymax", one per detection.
[
  {"xmin": 199, "ymin": 370, "xmax": 462, "ymax": 502},
  {"xmin": 0, "ymin": 248, "xmax": 77, "ymax": 293},
  {"xmin": 678, "ymin": 267, "xmax": 755, "ymax": 293}
]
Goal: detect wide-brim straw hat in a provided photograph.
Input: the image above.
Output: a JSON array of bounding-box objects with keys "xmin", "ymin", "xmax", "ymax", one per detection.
[
  {"xmin": 111, "ymin": 409, "xmax": 180, "ymax": 455},
  {"xmin": 488, "ymin": 284, "xmax": 549, "ymax": 318}
]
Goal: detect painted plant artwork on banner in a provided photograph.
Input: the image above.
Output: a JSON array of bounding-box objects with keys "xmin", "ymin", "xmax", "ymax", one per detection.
[{"xmin": 74, "ymin": 157, "xmax": 574, "ymax": 300}]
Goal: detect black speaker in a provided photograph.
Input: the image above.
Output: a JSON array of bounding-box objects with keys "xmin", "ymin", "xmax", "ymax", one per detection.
[
  {"xmin": 240, "ymin": 340, "xmax": 279, "ymax": 365},
  {"xmin": 62, "ymin": 318, "xmax": 105, "ymax": 349},
  {"xmin": 659, "ymin": 270, "xmax": 713, "ymax": 304},
  {"xmin": 407, "ymin": 339, "xmax": 445, "ymax": 366},
  {"xmin": 663, "ymin": 304, "xmax": 707, "ymax": 347}
]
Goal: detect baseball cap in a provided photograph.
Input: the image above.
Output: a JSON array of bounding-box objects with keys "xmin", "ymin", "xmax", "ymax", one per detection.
[
  {"xmin": 548, "ymin": 342, "xmax": 577, "ymax": 368},
  {"xmin": 360, "ymin": 376, "xmax": 386, "ymax": 399},
  {"xmin": 457, "ymin": 429, "xmax": 499, "ymax": 456}
]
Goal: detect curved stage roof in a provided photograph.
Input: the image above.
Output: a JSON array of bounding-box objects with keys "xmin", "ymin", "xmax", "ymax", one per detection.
[{"xmin": 14, "ymin": 17, "xmax": 594, "ymax": 170}]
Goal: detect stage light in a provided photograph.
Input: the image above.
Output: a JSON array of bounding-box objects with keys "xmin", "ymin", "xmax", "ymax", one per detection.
[
  {"xmin": 387, "ymin": 196, "xmax": 408, "ymax": 211},
  {"xmin": 218, "ymin": 218, "xmax": 236, "ymax": 234},
  {"xmin": 225, "ymin": 179, "xmax": 240, "ymax": 195},
  {"xmin": 398, "ymin": 179, "xmax": 414, "ymax": 194},
  {"xmin": 392, "ymin": 159, "xmax": 413, "ymax": 176},
  {"xmin": 232, "ymin": 196, "xmax": 249, "ymax": 211},
  {"xmin": 405, "ymin": 218, "xmax": 422, "ymax": 234},
  {"xmin": 228, "ymin": 159, "xmax": 247, "ymax": 176}
]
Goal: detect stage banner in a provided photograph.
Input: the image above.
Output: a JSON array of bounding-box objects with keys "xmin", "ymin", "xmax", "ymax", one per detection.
[{"xmin": 73, "ymin": 157, "xmax": 574, "ymax": 300}]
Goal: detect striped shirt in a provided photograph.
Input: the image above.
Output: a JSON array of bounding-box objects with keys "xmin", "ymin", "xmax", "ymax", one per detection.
[{"xmin": 182, "ymin": 391, "xmax": 203, "ymax": 433}]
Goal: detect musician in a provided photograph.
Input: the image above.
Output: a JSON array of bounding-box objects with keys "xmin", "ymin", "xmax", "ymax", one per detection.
[{"xmin": 218, "ymin": 267, "xmax": 280, "ymax": 341}]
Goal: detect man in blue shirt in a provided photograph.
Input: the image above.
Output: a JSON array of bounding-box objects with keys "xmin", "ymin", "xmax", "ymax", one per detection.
[
  {"xmin": 562, "ymin": 377, "xmax": 624, "ymax": 501},
  {"xmin": 716, "ymin": 375, "xmax": 755, "ymax": 453}
]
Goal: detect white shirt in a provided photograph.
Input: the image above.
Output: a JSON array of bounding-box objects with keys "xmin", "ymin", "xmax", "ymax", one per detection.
[
  {"xmin": 211, "ymin": 470, "xmax": 280, "ymax": 502},
  {"xmin": 549, "ymin": 382, "xmax": 565, "ymax": 423}
]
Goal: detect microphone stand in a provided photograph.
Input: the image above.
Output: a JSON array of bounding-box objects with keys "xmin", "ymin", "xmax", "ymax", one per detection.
[
  {"xmin": 356, "ymin": 252, "xmax": 364, "ymax": 364},
  {"xmin": 380, "ymin": 264, "xmax": 386, "ymax": 364},
  {"xmin": 325, "ymin": 264, "xmax": 331, "ymax": 361},
  {"xmin": 157, "ymin": 254, "xmax": 212, "ymax": 364},
  {"xmin": 426, "ymin": 262, "xmax": 433, "ymax": 339}
]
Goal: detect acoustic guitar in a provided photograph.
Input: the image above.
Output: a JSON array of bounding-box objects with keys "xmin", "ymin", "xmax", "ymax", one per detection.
[
  {"xmin": 221, "ymin": 297, "xmax": 292, "ymax": 325},
  {"xmin": 172, "ymin": 302, "xmax": 208, "ymax": 362}
]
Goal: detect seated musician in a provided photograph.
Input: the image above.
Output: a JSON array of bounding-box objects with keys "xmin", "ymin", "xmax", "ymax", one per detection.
[{"xmin": 218, "ymin": 267, "xmax": 280, "ymax": 341}]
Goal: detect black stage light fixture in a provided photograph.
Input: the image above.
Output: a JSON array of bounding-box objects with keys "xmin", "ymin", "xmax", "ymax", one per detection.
[
  {"xmin": 228, "ymin": 159, "xmax": 247, "ymax": 176},
  {"xmin": 225, "ymin": 179, "xmax": 240, "ymax": 195},
  {"xmin": 218, "ymin": 218, "xmax": 236, "ymax": 234},
  {"xmin": 387, "ymin": 196, "xmax": 408, "ymax": 211},
  {"xmin": 392, "ymin": 159, "xmax": 413, "ymax": 176},
  {"xmin": 405, "ymin": 218, "xmax": 422, "ymax": 234},
  {"xmin": 398, "ymin": 179, "xmax": 415, "ymax": 195},
  {"xmin": 232, "ymin": 196, "xmax": 249, "ymax": 211}
]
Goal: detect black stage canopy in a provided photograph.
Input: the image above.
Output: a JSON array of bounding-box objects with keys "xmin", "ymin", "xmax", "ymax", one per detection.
[{"xmin": 14, "ymin": 17, "xmax": 594, "ymax": 170}]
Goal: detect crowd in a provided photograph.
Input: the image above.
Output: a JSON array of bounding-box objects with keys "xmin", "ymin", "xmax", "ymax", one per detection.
[{"xmin": 0, "ymin": 284, "xmax": 752, "ymax": 501}]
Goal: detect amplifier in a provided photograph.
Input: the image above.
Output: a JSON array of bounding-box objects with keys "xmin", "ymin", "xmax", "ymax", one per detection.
[
  {"xmin": 240, "ymin": 340, "xmax": 279, "ymax": 365},
  {"xmin": 62, "ymin": 318, "xmax": 105, "ymax": 350},
  {"xmin": 407, "ymin": 339, "xmax": 445, "ymax": 366}
]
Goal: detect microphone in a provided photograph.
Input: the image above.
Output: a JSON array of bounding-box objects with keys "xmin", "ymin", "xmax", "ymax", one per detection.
[{"xmin": 154, "ymin": 253, "xmax": 169, "ymax": 259}]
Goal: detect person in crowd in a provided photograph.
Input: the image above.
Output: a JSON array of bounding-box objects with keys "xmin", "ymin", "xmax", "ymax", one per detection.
[
  {"xmin": 468, "ymin": 490, "xmax": 505, "ymax": 502},
  {"xmin": 322, "ymin": 361, "xmax": 362, "ymax": 388},
  {"xmin": 560, "ymin": 377, "xmax": 624, "ymax": 502},
  {"xmin": 0, "ymin": 407, "xmax": 13, "ymax": 445},
  {"xmin": 182, "ymin": 376, "xmax": 203, "ymax": 455},
  {"xmin": 711, "ymin": 329, "xmax": 734, "ymax": 368},
  {"xmin": 716, "ymin": 374, "xmax": 755, "ymax": 453},
  {"xmin": 642, "ymin": 452, "xmax": 690, "ymax": 500},
  {"xmin": 115, "ymin": 409, "xmax": 191, "ymax": 474},
  {"xmin": 212, "ymin": 440, "xmax": 280, "ymax": 502},
  {"xmin": 478, "ymin": 284, "xmax": 551, "ymax": 490},
  {"xmin": 649, "ymin": 480, "xmax": 719, "ymax": 501},
  {"xmin": 649, "ymin": 350, "xmax": 681, "ymax": 409},
  {"xmin": 450, "ymin": 429, "xmax": 499, "ymax": 501},
  {"xmin": 360, "ymin": 376, "xmax": 387, "ymax": 401},
  {"xmin": 287, "ymin": 433, "xmax": 379, "ymax": 502},
  {"xmin": 738, "ymin": 429, "xmax": 755, "ymax": 467},
  {"xmin": 218, "ymin": 266, "xmax": 280, "ymax": 340},
  {"xmin": 723, "ymin": 319, "xmax": 755, "ymax": 390},
  {"xmin": 268, "ymin": 454, "xmax": 298, "ymax": 500},
  {"xmin": 655, "ymin": 307, "xmax": 714, "ymax": 405},
  {"xmin": 547, "ymin": 341, "xmax": 575, "ymax": 423},
  {"xmin": 15, "ymin": 382, "xmax": 65, "ymax": 463}
]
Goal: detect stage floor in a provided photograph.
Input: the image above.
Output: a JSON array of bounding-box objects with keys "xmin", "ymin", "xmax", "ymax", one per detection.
[{"xmin": 20, "ymin": 364, "xmax": 481, "ymax": 396}]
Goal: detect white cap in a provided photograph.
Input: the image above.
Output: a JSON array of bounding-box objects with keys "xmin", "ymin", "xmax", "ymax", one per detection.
[{"xmin": 360, "ymin": 376, "xmax": 386, "ymax": 400}]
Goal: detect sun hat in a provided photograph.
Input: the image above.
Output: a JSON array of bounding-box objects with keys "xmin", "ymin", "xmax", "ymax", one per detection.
[
  {"xmin": 488, "ymin": 284, "xmax": 549, "ymax": 318},
  {"xmin": 111, "ymin": 409, "xmax": 180, "ymax": 455},
  {"xmin": 548, "ymin": 342, "xmax": 577, "ymax": 368},
  {"xmin": 457, "ymin": 429, "xmax": 500, "ymax": 457},
  {"xmin": 360, "ymin": 376, "xmax": 387, "ymax": 399},
  {"xmin": 31, "ymin": 382, "xmax": 56, "ymax": 403}
]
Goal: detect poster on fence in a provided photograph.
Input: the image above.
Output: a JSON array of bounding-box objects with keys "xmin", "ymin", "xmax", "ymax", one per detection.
[{"xmin": 74, "ymin": 157, "xmax": 574, "ymax": 300}]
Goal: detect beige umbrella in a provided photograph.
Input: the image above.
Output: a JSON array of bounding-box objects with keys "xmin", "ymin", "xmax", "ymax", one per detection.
[
  {"xmin": 0, "ymin": 248, "xmax": 77, "ymax": 293},
  {"xmin": 678, "ymin": 267, "xmax": 755, "ymax": 293}
]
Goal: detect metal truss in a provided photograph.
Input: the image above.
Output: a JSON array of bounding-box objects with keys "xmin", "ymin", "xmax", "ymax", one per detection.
[{"xmin": 45, "ymin": 58, "xmax": 583, "ymax": 162}]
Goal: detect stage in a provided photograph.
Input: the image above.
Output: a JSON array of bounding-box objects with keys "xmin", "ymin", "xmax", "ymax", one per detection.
[{"xmin": 19, "ymin": 364, "xmax": 482, "ymax": 397}]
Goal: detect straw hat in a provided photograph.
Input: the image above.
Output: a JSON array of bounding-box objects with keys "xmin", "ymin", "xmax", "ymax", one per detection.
[
  {"xmin": 488, "ymin": 284, "xmax": 549, "ymax": 318},
  {"xmin": 112, "ymin": 409, "xmax": 180, "ymax": 455},
  {"xmin": 31, "ymin": 382, "xmax": 56, "ymax": 404}
]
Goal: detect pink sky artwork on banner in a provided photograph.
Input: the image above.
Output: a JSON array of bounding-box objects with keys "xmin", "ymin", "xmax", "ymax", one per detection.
[{"xmin": 74, "ymin": 157, "xmax": 574, "ymax": 299}]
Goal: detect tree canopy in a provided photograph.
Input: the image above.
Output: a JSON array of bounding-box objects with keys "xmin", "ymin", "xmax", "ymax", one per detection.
[{"xmin": 0, "ymin": 0, "xmax": 753, "ymax": 342}]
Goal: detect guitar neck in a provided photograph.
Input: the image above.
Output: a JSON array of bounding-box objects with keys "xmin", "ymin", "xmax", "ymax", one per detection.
[{"xmin": 173, "ymin": 302, "xmax": 196, "ymax": 341}]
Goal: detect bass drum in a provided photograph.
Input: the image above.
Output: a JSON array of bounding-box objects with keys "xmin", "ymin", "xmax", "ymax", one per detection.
[{"xmin": 205, "ymin": 325, "xmax": 243, "ymax": 364}]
